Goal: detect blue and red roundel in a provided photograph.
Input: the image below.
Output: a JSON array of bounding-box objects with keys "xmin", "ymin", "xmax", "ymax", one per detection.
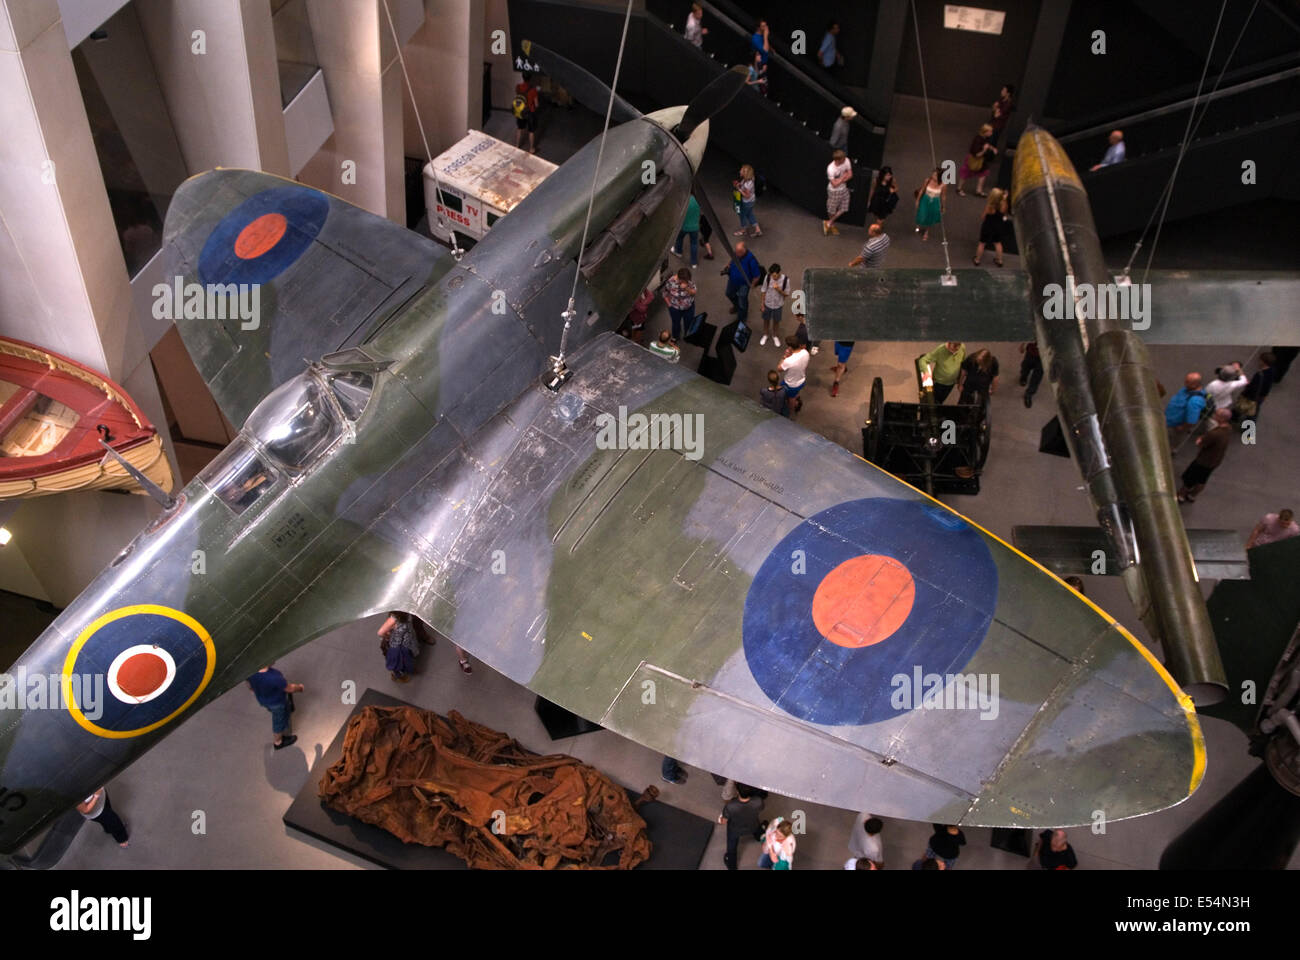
[
  {"xmin": 62, "ymin": 605, "xmax": 216, "ymax": 739},
  {"xmin": 198, "ymin": 186, "xmax": 328, "ymax": 286},
  {"xmin": 742, "ymin": 498, "xmax": 997, "ymax": 726}
]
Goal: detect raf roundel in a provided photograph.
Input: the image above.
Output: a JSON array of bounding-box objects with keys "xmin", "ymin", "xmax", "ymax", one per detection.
[
  {"xmin": 63, "ymin": 605, "xmax": 216, "ymax": 739},
  {"xmin": 742, "ymin": 497, "xmax": 997, "ymax": 726},
  {"xmin": 198, "ymin": 185, "xmax": 329, "ymax": 287}
]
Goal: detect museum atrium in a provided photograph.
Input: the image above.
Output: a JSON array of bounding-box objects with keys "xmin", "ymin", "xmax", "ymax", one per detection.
[{"xmin": 0, "ymin": 0, "xmax": 1297, "ymax": 874}]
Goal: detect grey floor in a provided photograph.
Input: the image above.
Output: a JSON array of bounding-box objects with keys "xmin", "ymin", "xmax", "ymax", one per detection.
[{"xmin": 47, "ymin": 95, "xmax": 1300, "ymax": 871}]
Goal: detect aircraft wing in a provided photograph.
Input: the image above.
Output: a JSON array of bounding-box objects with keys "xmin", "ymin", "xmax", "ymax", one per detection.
[
  {"xmin": 162, "ymin": 170, "xmax": 455, "ymax": 426},
  {"xmin": 350, "ymin": 332, "xmax": 1204, "ymax": 827},
  {"xmin": 804, "ymin": 268, "xmax": 1300, "ymax": 345}
]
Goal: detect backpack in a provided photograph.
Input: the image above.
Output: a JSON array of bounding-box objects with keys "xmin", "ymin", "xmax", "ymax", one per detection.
[
  {"xmin": 512, "ymin": 89, "xmax": 532, "ymax": 119},
  {"xmin": 1166, "ymin": 388, "xmax": 1205, "ymax": 426}
]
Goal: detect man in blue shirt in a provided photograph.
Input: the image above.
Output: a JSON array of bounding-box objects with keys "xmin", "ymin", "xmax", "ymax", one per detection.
[
  {"xmin": 751, "ymin": 19, "xmax": 770, "ymax": 67},
  {"xmin": 819, "ymin": 22, "xmax": 843, "ymax": 73},
  {"xmin": 1164, "ymin": 372, "xmax": 1206, "ymax": 435},
  {"xmin": 247, "ymin": 665, "xmax": 305, "ymax": 749},
  {"xmin": 723, "ymin": 240, "xmax": 764, "ymax": 325},
  {"xmin": 1091, "ymin": 129, "xmax": 1126, "ymax": 170}
]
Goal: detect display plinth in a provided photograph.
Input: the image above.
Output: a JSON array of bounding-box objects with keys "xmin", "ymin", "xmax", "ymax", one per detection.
[{"xmin": 284, "ymin": 688, "xmax": 715, "ymax": 869}]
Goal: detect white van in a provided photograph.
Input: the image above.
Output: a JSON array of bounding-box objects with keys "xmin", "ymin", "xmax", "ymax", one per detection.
[{"xmin": 423, "ymin": 131, "xmax": 558, "ymax": 246}]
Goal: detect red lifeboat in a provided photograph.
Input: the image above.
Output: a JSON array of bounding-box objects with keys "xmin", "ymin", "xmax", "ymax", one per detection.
[{"xmin": 0, "ymin": 337, "xmax": 173, "ymax": 499}]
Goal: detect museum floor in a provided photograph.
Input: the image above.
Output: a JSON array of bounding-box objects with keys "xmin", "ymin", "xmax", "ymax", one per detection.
[{"xmin": 47, "ymin": 95, "xmax": 1300, "ymax": 871}]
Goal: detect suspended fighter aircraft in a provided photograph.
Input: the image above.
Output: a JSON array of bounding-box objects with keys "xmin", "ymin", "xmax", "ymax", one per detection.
[
  {"xmin": 0, "ymin": 46, "xmax": 1205, "ymax": 859},
  {"xmin": 806, "ymin": 127, "xmax": 1299, "ymax": 710}
]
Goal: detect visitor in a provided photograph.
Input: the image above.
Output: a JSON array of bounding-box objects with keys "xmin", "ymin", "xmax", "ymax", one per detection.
[
  {"xmin": 988, "ymin": 84, "xmax": 1015, "ymax": 146},
  {"xmin": 733, "ymin": 165, "xmax": 761, "ymax": 236},
  {"xmin": 957, "ymin": 348, "xmax": 999, "ymax": 405},
  {"xmin": 867, "ymin": 165, "xmax": 899, "ymax": 224},
  {"xmin": 759, "ymin": 262, "xmax": 790, "ymax": 346},
  {"xmin": 1176, "ymin": 408, "xmax": 1232, "ymax": 503},
  {"xmin": 830, "ymin": 106, "xmax": 855, "ymax": 152},
  {"xmin": 848, "ymin": 223, "xmax": 891, "ymax": 268},
  {"xmin": 719, "ymin": 782, "xmax": 764, "ymax": 869},
  {"xmin": 830, "ymin": 341, "xmax": 854, "ymax": 397},
  {"xmin": 648, "ymin": 329, "xmax": 681, "ymax": 363},
  {"xmin": 819, "ymin": 21, "xmax": 843, "ymax": 75},
  {"xmin": 1090, "ymin": 130, "xmax": 1126, "ymax": 170},
  {"xmin": 759, "ymin": 817, "xmax": 796, "ymax": 869},
  {"xmin": 662, "ymin": 267, "xmax": 697, "ymax": 342},
  {"xmin": 723, "ymin": 240, "xmax": 763, "ymax": 325},
  {"xmin": 1033, "ymin": 829, "xmax": 1078, "ymax": 870},
  {"xmin": 824, "ymin": 149, "xmax": 853, "ymax": 236},
  {"xmin": 76, "ymin": 786, "xmax": 129, "ymax": 848},
  {"xmin": 684, "ymin": 3, "xmax": 707, "ymax": 47},
  {"xmin": 957, "ymin": 123, "xmax": 998, "ymax": 197},
  {"xmin": 918, "ymin": 341, "xmax": 965, "ymax": 403},
  {"xmin": 759, "ymin": 369, "xmax": 788, "ymax": 416},
  {"xmin": 1246, "ymin": 509, "xmax": 1299, "ymax": 548},
  {"xmin": 247, "ymin": 663, "xmax": 304, "ymax": 749},
  {"xmin": 1019, "ymin": 340, "xmax": 1042, "ymax": 408},
  {"xmin": 914, "ymin": 167, "xmax": 945, "ymax": 241},
  {"xmin": 673, "ymin": 193, "xmax": 701, "ymax": 268},
  {"xmin": 973, "ymin": 188, "xmax": 1009, "ymax": 266},
  {"xmin": 779, "ymin": 336, "xmax": 810, "ymax": 415},
  {"xmin": 512, "ymin": 71, "xmax": 541, "ymax": 154},
  {"xmin": 1165, "ymin": 372, "xmax": 1207, "ymax": 437},
  {"xmin": 378, "ymin": 609, "xmax": 421, "ymax": 682},
  {"xmin": 926, "ymin": 823, "xmax": 966, "ymax": 869},
  {"xmin": 848, "ymin": 813, "xmax": 884, "ymax": 863}
]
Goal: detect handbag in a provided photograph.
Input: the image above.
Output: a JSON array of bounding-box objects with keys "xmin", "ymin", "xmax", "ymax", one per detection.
[
  {"xmin": 966, "ymin": 152, "xmax": 984, "ymax": 172},
  {"xmin": 1234, "ymin": 395, "xmax": 1258, "ymax": 418}
]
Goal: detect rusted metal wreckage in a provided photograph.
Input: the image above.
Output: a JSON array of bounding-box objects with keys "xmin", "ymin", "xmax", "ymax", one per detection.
[{"xmin": 318, "ymin": 705, "xmax": 655, "ymax": 869}]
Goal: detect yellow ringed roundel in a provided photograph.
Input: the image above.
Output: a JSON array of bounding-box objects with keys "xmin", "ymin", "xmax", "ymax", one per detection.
[{"xmin": 62, "ymin": 604, "xmax": 216, "ymax": 739}]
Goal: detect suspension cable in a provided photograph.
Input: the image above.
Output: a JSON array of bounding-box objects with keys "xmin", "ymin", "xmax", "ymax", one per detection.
[
  {"xmin": 908, "ymin": 0, "xmax": 954, "ymax": 281},
  {"xmin": 1123, "ymin": 0, "xmax": 1259, "ymax": 279},
  {"xmin": 380, "ymin": 0, "xmax": 463, "ymax": 261},
  {"xmin": 553, "ymin": 0, "xmax": 635, "ymax": 374},
  {"xmin": 1134, "ymin": 0, "xmax": 1234, "ymax": 282}
]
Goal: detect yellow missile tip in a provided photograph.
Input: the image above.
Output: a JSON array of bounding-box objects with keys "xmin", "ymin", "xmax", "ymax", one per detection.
[{"xmin": 1011, "ymin": 128, "xmax": 1083, "ymax": 204}]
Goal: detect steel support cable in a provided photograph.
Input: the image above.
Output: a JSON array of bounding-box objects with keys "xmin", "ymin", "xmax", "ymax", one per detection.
[
  {"xmin": 556, "ymin": 0, "xmax": 636, "ymax": 371},
  {"xmin": 1122, "ymin": 0, "xmax": 1259, "ymax": 279},
  {"xmin": 908, "ymin": 0, "xmax": 954, "ymax": 279},
  {"xmin": 381, "ymin": 0, "xmax": 464, "ymax": 260}
]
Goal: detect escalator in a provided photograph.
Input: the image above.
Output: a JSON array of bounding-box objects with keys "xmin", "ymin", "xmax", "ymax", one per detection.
[{"xmin": 507, "ymin": 0, "xmax": 886, "ymax": 225}]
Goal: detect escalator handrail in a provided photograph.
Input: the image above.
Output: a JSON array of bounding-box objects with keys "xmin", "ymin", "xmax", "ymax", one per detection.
[
  {"xmin": 659, "ymin": 0, "xmax": 886, "ymax": 133},
  {"xmin": 1047, "ymin": 51, "xmax": 1300, "ymax": 140}
]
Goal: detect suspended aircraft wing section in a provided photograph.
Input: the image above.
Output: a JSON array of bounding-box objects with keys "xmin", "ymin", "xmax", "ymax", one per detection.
[
  {"xmin": 162, "ymin": 169, "xmax": 455, "ymax": 426},
  {"xmin": 343, "ymin": 332, "xmax": 1205, "ymax": 827},
  {"xmin": 1013, "ymin": 525, "xmax": 1251, "ymax": 581},
  {"xmin": 804, "ymin": 267, "xmax": 1300, "ymax": 344}
]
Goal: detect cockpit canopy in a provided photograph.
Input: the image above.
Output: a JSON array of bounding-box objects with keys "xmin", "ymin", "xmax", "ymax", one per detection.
[
  {"xmin": 243, "ymin": 366, "xmax": 374, "ymax": 472},
  {"xmin": 245, "ymin": 374, "xmax": 340, "ymax": 472}
]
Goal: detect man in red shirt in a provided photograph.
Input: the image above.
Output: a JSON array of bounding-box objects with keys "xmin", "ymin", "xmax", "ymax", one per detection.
[{"xmin": 513, "ymin": 71, "xmax": 541, "ymax": 153}]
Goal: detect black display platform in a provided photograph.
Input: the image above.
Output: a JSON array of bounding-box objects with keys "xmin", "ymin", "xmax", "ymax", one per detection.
[
  {"xmin": 283, "ymin": 689, "xmax": 715, "ymax": 870},
  {"xmin": 534, "ymin": 695, "xmax": 602, "ymax": 739}
]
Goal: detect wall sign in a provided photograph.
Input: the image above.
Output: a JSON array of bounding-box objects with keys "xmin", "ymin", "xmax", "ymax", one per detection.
[{"xmin": 943, "ymin": 5, "xmax": 1006, "ymax": 35}]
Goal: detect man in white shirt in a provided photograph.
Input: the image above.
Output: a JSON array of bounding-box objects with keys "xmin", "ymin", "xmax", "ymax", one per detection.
[
  {"xmin": 1205, "ymin": 363, "xmax": 1248, "ymax": 410},
  {"xmin": 684, "ymin": 3, "xmax": 707, "ymax": 47},
  {"xmin": 779, "ymin": 336, "xmax": 810, "ymax": 415},
  {"xmin": 848, "ymin": 812, "xmax": 884, "ymax": 863}
]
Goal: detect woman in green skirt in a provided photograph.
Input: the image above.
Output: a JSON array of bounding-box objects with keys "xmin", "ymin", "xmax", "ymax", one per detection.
[{"xmin": 914, "ymin": 167, "xmax": 946, "ymax": 241}]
